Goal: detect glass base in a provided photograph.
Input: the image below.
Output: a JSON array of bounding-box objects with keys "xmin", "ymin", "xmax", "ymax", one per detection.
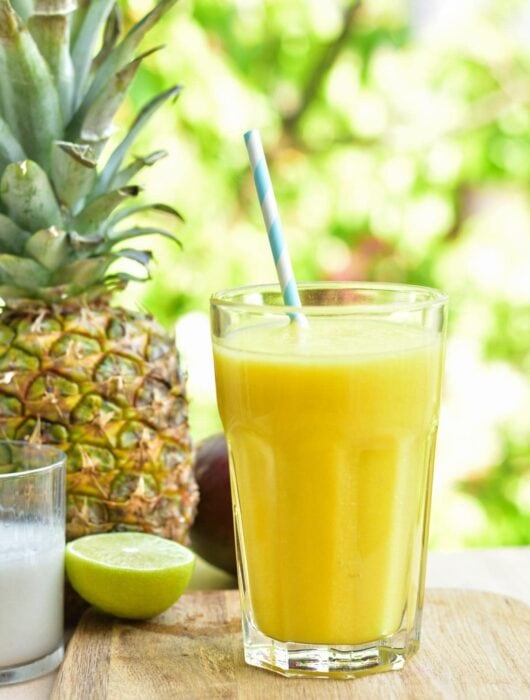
[
  {"xmin": 0, "ymin": 646, "xmax": 64, "ymax": 686},
  {"xmin": 243, "ymin": 625, "xmax": 419, "ymax": 679}
]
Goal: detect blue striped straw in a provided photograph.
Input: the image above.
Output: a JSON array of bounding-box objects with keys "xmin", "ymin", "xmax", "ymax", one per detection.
[{"xmin": 244, "ymin": 130, "xmax": 307, "ymax": 326}]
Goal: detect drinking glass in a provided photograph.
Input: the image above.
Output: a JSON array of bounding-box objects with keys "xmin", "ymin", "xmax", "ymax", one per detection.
[
  {"xmin": 0, "ymin": 441, "xmax": 66, "ymax": 685},
  {"xmin": 211, "ymin": 282, "xmax": 447, "ymax": 678}
]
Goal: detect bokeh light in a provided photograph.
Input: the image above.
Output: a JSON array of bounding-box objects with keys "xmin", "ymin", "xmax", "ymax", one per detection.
[{"xmin": 117, "ymin": 0, "xmax": 530, "ymax": 549}]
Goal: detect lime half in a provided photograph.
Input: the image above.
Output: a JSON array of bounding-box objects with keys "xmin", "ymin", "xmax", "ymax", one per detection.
[{"xmin": 65, "ymin": 532, "xmax": 195, "ymax": 619}]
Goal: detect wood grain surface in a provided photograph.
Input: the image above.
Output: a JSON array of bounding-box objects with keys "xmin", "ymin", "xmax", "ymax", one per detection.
[{"xmin": 52, "ymin": 589, "xmax": 530, "ymax": 700}]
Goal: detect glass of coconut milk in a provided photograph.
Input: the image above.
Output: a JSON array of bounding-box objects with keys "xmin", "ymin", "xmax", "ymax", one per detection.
[{"xmin": 0, "ymin": 441, "xmax": 65, "ymax": 686}]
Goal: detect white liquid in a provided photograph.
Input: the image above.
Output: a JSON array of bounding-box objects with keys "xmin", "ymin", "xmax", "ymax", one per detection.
[{"xmin": 0, "ymin": 523, "xmax": 64, "ymax": 668}]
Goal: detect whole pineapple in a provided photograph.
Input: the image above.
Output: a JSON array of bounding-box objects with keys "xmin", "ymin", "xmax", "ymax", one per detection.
[{"xmin": 0, "ymin": 0, "xmax": 198, "ymax": 544}]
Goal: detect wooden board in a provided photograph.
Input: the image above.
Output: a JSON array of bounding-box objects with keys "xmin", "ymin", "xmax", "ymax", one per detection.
[{"xmin": 52, "ymin": 589, "xmax": 530, "ymax": 699}]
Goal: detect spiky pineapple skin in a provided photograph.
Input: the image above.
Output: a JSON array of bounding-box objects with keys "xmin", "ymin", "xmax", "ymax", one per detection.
[{"xmin": 0, "ymin": 299, "xmax": 198, "ymax": 544}]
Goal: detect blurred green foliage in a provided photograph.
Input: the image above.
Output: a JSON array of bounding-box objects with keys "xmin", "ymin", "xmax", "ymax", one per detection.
[{"xmin": 116, "ymin": 0, "xmax": 530, "ymax": 548}]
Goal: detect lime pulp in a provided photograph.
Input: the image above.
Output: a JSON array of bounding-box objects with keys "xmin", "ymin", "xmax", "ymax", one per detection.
[{"xmin": 65, "ymin": 532, "xmax": 195, "ymax": 619}]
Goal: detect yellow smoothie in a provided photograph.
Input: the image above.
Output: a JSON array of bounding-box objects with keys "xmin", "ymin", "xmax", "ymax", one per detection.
[{"xmin": 214, "ymin": 318, "xmax": 442, "ymax": 646}]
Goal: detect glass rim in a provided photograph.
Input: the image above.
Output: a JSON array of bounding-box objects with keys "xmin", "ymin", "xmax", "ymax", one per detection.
[
  {"xmin": 211, "ymin": 281, "xmax": 448, "ymax": 314},
  {"xmin": 0, "ymin": 441, "xmax": 66, "ymax": 480}
]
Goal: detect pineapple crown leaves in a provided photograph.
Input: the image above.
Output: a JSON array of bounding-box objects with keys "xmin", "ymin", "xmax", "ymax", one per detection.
[{"xmin": 0, "ymin": 0, "xmax": 183, "ymax": 303}]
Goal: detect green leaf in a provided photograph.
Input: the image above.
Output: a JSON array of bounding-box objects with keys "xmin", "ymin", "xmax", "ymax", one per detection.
[
  {"xmin": 110, "ymin": 150, "xmax": 167, "ymax": 189},
  {"xmin": 9, "ymin": 0, "xmax": 32, "ymax": 21},
  {"xmin": 0, "ymin": 253, "xmax": 49, "ymax": 289},
  {"xmin": 0, "ymin": 116, "xmax": 26, "ymax": 173},
  {"xmin": 115, "ymin": 248, "xmax": 152, "ymax": 266},
  {"xmin": 74, "ymin": 186, "xmax": 140, "ymax": 234},
  {"xmin": 0, "ymin": 160, "xmax": 63, "ymax": 231},
  {"xmin": 28, "ymin": 5, "xmax": 76, "ymax": 122},
  {"xmin": 0, "ymin": 214, "xmax": 30, "ymax": 254},
  {"xmin": 92, "ymin": 3, "xmax": 122, "ymax": 70},
  {"xmin": 93, "ymin": 85, "xmax": 182, "ymax": 197},
  {"xmin": 71, "ymin": 48, "xmax": 160, "ymax": 145},
  {"xmin": 109, "ymin": 202, "xmax": 183, "ymax": 226},
  {"xmin": 33, "ymin": 0, "xmax": 76, "ymax": 12},
  {"xmin": 68, "ymin": 230, "xmax": 104, "ymax": 251},
  {"xmin": 51, "ymin": 141, "xmax": 97, "ymax": 212},
  {"xmin": 70, "ymin": 0, "xmax": 116, "ymax": 110},
  {"xmin": 24, "ymin": 226, "xmax": 70, "ymax": 271},
  {"xmin": 76, "ymin": 0, "xmax": 178, "ymax": 120},
  {"xmin": 0, "ymin": 284, "xmax": 35, "ymax": 301},
  {"xmin": 104, "ymin": 226, "xmax": 182, "ymax": 249},
  {"xmin": 69, "ymin": 0, "xmax": 89, "ymax": 46},
  {"xmin": 106, "ymin": 271, "xmax": 149, "ymax": 285},
  {"xmin": 0, "ymin": 0, "xmax": 63, "ymax": 169},
  {"xmin": 52, "ymin": 256, "xmax": 109, "ymax": 287}
]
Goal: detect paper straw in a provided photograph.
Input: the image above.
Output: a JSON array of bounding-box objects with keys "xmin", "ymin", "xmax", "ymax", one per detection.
[{"xmin": 244, "ymin": 130, "xmax": 307, "ymax": 326}]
